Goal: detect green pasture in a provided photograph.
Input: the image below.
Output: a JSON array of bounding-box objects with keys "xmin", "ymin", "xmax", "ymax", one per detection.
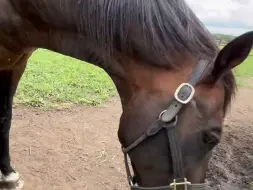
[
  {"xmin": 13, "ymin": 49, "xmax": 253, "ymax": 108},
  {"xmin": 230, "ymin": 50, "xmax": 253, "ymax": 87},
  {"xmin": 13, "ymin": 49, "xmax": 116, "ymax": 108},
  {"xmin": 234, "ymin": 49, "xmax": 253, "ymax": 77}
]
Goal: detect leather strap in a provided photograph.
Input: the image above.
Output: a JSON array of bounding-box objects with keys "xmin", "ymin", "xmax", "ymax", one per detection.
[
  {"xmin": 122, "ymin": 120, "xmax": 161, "ymax": 153},
  {"xmin": 164, "ymin": 120, "xmax": 184, "ymax": 179},
  {"xmin": 130, "ymin": 183, "xmax": 209, "ymax": 190},
  {"xmin": 161, "ymin": 60, "xmax": 209, "ymax": 123}
]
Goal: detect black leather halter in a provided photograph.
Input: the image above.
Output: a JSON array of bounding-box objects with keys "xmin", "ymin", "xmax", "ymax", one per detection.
[{"xmin": 121, "ymin": 59, "xmax": 211, "ymax": 190}]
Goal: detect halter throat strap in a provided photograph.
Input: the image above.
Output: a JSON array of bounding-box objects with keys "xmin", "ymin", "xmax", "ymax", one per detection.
[{"xmin": 122, "ymin": 59, "xmax": 211, "ymax": 190}]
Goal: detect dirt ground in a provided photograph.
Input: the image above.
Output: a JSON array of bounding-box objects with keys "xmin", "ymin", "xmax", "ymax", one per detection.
[{"xmin": 5, "ymin": 88, "xmax": 253, "ymax": 190}]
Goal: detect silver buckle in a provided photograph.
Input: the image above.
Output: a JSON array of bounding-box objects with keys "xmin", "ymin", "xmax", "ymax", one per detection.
[
  {"xmin": 174, "ymin": 83, "xmax": 195, "ymax": 104},
  {"xmin": 170, "ymin": 178, "xmax": 191, "ymax": 190}
]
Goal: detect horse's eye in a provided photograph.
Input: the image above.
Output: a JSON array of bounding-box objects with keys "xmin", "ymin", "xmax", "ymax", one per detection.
[{"xmin": 202, "ymin": 131, "xmax": 219, "ymax": 145}]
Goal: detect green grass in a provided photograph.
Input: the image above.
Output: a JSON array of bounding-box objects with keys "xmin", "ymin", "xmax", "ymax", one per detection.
[
  {"xmin": 232, "ymin": 51, "xmax": 253, "ymax": 88},
  {"xmin": 234, "ymin": 56, "xmax": 253, "ymax": 77},
  {"xmin": 13, "ymin": 49, "xmax": 253, "ymax": 108},
  {"xmin": 14, "ymin": 49, "xmax": 116, "ymax": 108}
]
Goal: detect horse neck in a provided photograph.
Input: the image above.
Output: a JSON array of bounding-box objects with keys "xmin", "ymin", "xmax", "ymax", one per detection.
[{"xmin": 3, "ymin": 0, "xmax": 125, "ymax": 76}]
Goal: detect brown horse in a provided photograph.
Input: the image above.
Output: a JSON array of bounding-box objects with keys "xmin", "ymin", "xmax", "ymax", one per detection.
[{"xmin": 0, "ymin": 0, "xmax": 253, "ymax": 189}]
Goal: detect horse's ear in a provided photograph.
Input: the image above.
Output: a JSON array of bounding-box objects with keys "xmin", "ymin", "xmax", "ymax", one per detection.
[{"xmin": 212, "ymin": 31, "xmax": 253, "ymax": 81}]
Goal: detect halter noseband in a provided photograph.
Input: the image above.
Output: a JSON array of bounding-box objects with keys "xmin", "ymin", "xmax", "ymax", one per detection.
[{"xmin": 121, "ymin": 59, "xmax": 211, "ymax": 190}]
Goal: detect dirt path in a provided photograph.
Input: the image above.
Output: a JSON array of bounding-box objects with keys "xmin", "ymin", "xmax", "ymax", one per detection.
[
  {"xmin": 7, "ymin": 88, "xmax": 253, "ymax": 190},
  {"xmin": 208, "ymin": 88, "xmax": 253, "ymax": 190}
]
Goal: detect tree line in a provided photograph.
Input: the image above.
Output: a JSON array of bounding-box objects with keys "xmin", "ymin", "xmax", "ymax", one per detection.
[
  {"xmin": 212, "ymin": 33, "xmax": 236, "ymax": 46},
  {"xmin": 213, "ymin": 33, "xmax": 253, "ymax": 51}
]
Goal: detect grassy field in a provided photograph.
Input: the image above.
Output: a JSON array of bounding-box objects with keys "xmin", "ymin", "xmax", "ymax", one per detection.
[
  {"xmin": 13, "ymin": 49, "xmax": 116, "ymax": 108},
  {"xmin": 232, "ymin": 50, "xmax": 253, "ymax": 87},
  {"xmin": 230, "ymin": 47, "xmax": 253, "ymax": 77},
  {"xmin": 13, "ymin": 49, "xmax": 253, "ymax": 108}
]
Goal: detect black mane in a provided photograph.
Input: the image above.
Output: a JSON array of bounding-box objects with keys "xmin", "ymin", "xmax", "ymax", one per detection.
[{"xmin": 76, "ymin": 0, "xmax": 219, "ymax": 67}]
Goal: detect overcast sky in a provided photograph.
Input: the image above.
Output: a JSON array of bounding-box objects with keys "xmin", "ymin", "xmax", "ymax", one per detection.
[{"xmin": 185, "ymin": 0, "xmax": 253, "ymax": 36}]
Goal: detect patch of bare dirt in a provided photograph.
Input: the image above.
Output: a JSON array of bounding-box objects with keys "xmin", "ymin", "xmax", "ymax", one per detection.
[
  {"xmin": 6, "ymin": 88, "xmax": 253, "ymax": 190},
  {"xmin": 10, "ymin": 98, "xmax": 127, "ymax": 190},
  {"xmin": 207, "ymin": 88, "xmax": 253, "ymax": 190}
]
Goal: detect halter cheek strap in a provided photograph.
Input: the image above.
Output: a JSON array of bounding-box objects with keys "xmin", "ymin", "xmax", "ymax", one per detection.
[{"xmin": 122, "ymin": 59, "xmax": 211, "ymax": 190}]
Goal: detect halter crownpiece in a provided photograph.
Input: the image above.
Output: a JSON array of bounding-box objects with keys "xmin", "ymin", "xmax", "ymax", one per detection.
[{"xmin": 122, "ymin": 59, "xmax": 211, "ymax": 190}]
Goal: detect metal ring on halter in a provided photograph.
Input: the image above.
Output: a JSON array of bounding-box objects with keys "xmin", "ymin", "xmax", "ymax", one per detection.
[
  {"xmin": 170, "ymin": 178, "xmax": 191, "ymax": 190},
  {"xmin": 159, "ymin": 110, "xmax": 167, "ymax": 119},
  {"xmin": 159, "ymin": 110, "xmax": 178, "ymax": 125}
]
